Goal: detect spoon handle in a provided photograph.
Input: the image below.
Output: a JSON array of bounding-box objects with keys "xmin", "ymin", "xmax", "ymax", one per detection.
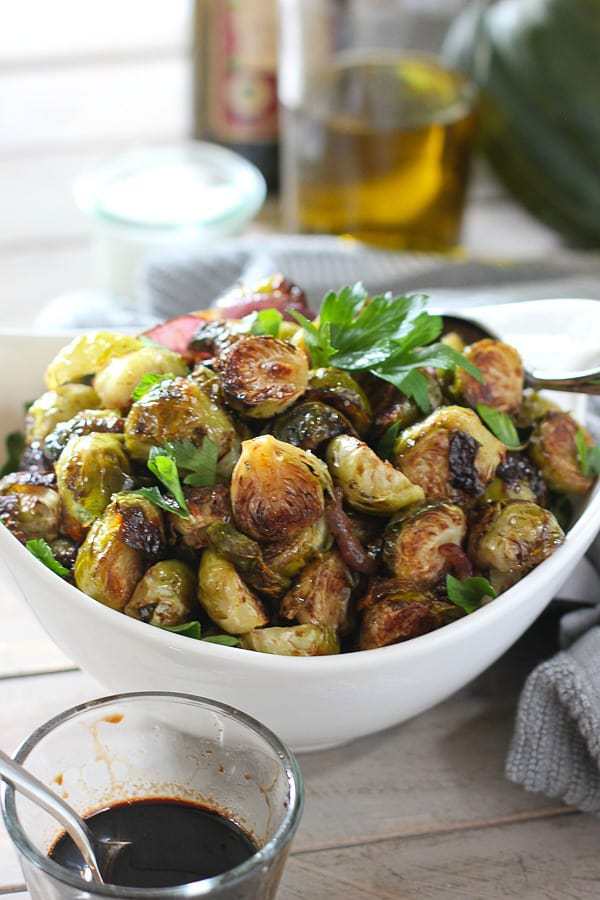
[
  {"xmin": 525, "ymin": 370, "xmax": 600, "ymax": 395},
  {"xmin": 0, "ymin": 749, "xmax": 103, "ymax": 883}
]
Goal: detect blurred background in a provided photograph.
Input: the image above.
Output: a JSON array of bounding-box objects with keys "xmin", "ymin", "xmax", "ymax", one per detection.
[{"xmin": 0, "ymin": 0, "xmax": 597, "ymax": 329}]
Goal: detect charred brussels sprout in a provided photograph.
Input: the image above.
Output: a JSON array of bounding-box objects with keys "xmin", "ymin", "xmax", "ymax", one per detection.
[
  {"xmin": 73, "ymin": 493, "xmax": 161, "ymax": 609},
  {"xmin": 529, "ymin": 411, "xmax": 595, "ymax": 495},
  {"xmin": 263, "ymin": 518, "xmax": 331, "ymax": 578},
  {"xmin": 94, "ymin": 346, "xmax": 188, "ymax": 411},
  {"xmin": 218, "ymin": 335, "xmax": 308, "ymax": 419},
  {"xmin": 124, "ymin": 560, "xmax": 195, "ymax": 626},
  {"xmin": 0, "ymin": 472, "xmax": 60, "ymax": 543},
  {"xmin": 453, "ymin": 339, "xmax": 524, "ymax": 414},
  {"xmin": 55, "ymin": 434, "xmax": 131, "ymax": 541},
  {"xmin": 483, "ymin": 453, "xmax": 547, "ymax": 506},
  {"xmin": 359, "ymin": 590, "xmax": 457, "ymax": 650},
  {"xmin": 393, "ymin": 406, "xmax": 506, "ymax": 504},
  {"xmin": 197, "ymin": 549, "xmax": 269, "ymax": 634},
  {"xmin": 280, "ymin": 550, "xmax": 355, "ymax": 632},
  {"xmin": 26, "ymin": 384, "xmax": 100, "ymax": 443},
  {"xmin": 205, "ymin": 522, "xmax": 290, "ymax": 598},
  {"xmin": 45, "ymin": 332, "xmax": 142, "ymax": 389},
  {"xmin": 44, "ymin": 409, "xmax": 124, "ymax": 461},
  {"xmin": 231, "ymin": 435, "xmax": 331, "ymax": 542},
  {"xmin": 124, "ymin": 377, "xmax": 240, "ymax": 477},
  {"xmin": 382, "ymin": 502, "xmax": 466, "ymax": 586},
  {"xmin": 327, "ymin": 434, "xmax": 424, "ymax": 515},
  {"xmin": 190, "ymin": 365, "xmax": 222, "ymax": 403},
  {"xmin": 304, "ymin": 368, "xmax": 372, "ymax": 436},
  {"xmin": 271, "ymin": 401, "xmax": 355, "ymax": 450},
  {"xmin": 240, "ymin": 624, "xmax": 340, "ymax": 656},
  {"xmin": 468, "ymin": 500, "xmax": 564, "ymax": 590},
  {"xmin": 170, "ymin": 484, "xmax": 231, "ymax": 549}
]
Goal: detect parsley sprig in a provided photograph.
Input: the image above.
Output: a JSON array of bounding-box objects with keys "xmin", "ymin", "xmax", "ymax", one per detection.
[
  {"xmin": 132, "ymin": 372, "xmax": 176, "ymax": 402},
  {"xmin": 446, "ymin": 574, "xmax": 497, "ymax": 613},
  {"xmin": 26, "ymin": 538, "xmax": 69, "ymax": 578},
  {"xmin": 158, "ymin": 620, "xmax": 240, "ymax": 646},
  {"xmin": 293, "ymin": 285, "xmax": 482, "ymax": 412},
  {"xmin": 476, "ymin": 404, "xmax": 521, "ymax": 450},
  {"xmin": 576, "ymin": 429, "xmax": 600, "ymax": 477},
  {"xmin": 135, "ymin": 438, "xmax": 219, "ymax": 518}
]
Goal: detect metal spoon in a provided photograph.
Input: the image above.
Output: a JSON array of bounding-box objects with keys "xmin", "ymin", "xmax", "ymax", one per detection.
[
  {"xmin": 442, "ymin": 314, "xmax": 600, "ymax": 395},
  {"xmin": 0, "ymin": 748, "xmax": 129, "ymax": 884}
]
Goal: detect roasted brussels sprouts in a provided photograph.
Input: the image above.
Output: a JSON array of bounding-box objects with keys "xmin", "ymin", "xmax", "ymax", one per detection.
[
  {"xmin": 94, "ymin": 346, "xmax": 188, "ymax": 411},
  {"xmin": 45, "ymin": 332, "xmax": 143, "ymax": 390},
  {"xmin": 170, "ymin": 484, "xmax": 231, "ymax": 549},
  {"xmin": 112, "ymin": 491, "xmax": 166, "ymax": 556},
  {"xmin": 205, "ymin": 522, "xmax": 290, "ymax": 598},
  {"xmin": 231, "ymin": 435, "xmax": 331, "ymax": 543},
  {"xmin": 49, "ymin": 536, "xmax": 78, "ymax": 570},
  {"xmin": 26, "ymin": 384, "xmax": 100, "ymax": 443},
  {"xmin": 382, "ymin": 502, "xmax": 466, "ymax": 586},
  {"xmin": 73, "ymin": 494, "xmax": 160, "ymax": 609},
  {"xmin": 190, "ymin": 364, "xmax": 222, "ymax": 403},
  {"xmin": 263, "ymin": 518, "xmax": 331, "ymax": 578},
  {"xmin": 528, "ymin": 411, "xmax": 594, "ymax": 495},
  {"xmin": 371, "ymin": 374, "xmax": 444, "ymax": 439},
  {"xmin": 393, "ymin": 406, "xmax": 506, "ymax": 503},
  {"xmin": 197, "ymin": 549, "xmax": 269, "ymax": 634},
  {"xmin": 453, "ymin": 339, "xmax": 524, "ymax": 413},
  {"xmin": 124, "ymin": 560, "xmax": 196, "ymax": 626},
  {"xmin": 482, "ymin": 452, "xmax": 547, "ymax": 505},
  {"xmin": 217, "ymin": 335, "xmax": 308, "ymax": 419},
  {"xmin": 0, "ymin": 472, "xmax": 60, "ymax": 543},
  {"xmin": 468, "ymin": 500, "xmax": 564, "ymax": 590},
  {"xmin": 124, "ymin": 377, "xmax": 240, "ymax": 477},
  {"xmin": 514, "ymin": 389, "xmax": 560, "ymax": 429},
  {"xmin": 280, "ymin": 550, "xmax": 355, "ymax": 632},
  {"xmin": 304, "ymin": 368, "xmax": 372, "ymax": 436},
  {"xmin": 240, "ymin": 624, "xmax": 340, "ymax": 656},
  {"xmin": 327, "ymin": 434, "xmax": 424, "ymax": 515},
  {"xmin": 271, "ymin": 401, "xmax": 355, "ymax": 450},
  {"xmin": 359, "ymin": 590, "xmax": 458, "ymax": 650},
  {"xmin": 188, "ymin": 320, "xmax": 241, "ymax": 359},
  {"xmin": 44, "ymin": 409, "xmax": 124, "ymax": 461},
  {"xmin": 55, "ymin": 434, "xmax": 131, "ymax": 541}
]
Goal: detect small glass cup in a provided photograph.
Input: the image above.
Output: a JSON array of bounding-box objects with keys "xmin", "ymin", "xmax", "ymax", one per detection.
[{"xmin": 2, "ymin": 692, "xmax": 303, "ymax": 900}]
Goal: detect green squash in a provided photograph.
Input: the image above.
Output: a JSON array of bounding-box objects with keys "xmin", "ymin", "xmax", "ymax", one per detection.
[{"xmin": 445, "ymin": 0, "xmax": 600, "ymax": 245}]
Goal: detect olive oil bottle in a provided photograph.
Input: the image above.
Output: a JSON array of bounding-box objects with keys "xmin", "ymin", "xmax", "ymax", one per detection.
[{"xmin": 281, "ymin": 54, "xmax": 476, "ymax": 250}]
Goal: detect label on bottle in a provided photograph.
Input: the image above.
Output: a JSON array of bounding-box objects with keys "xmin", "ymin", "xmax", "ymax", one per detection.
[{"xmin": 206, "ymin": 0, "xmax": 278, "ymax": 144}]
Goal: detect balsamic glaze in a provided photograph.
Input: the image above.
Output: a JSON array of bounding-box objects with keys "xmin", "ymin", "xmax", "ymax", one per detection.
[{"xmin": 49, "ymin": 798, "xmax": 257, "ymax": 888}]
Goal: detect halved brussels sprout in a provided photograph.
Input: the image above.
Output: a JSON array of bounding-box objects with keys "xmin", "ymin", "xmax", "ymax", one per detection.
[
  {"xmin": 197, "ymin": 549, "xmax": 269, "ymax": 634},
  {"xmin": 327, "ymin": 434, "xmax": 424, "ymax": 515},
  {"xmin": 45, "ymin": 332, "xmax": 142, "ymax": 389},
  {"xmin": 528, "ymin": 411, "xmax": 594, "ymax": 495},
  {"xmin": 468, "ymin": 500, "xmax": 564, "ymax": 590},
  {"xmin": 393, "ymin": 406, "xmax": 506, "ymax": 504},
  {"xmin": 26, "ymin": 384, "xmax": 100, "ymax": 443},
  {"xmin": 271, "ymin": 401, "xmax": 355, "ymax": 450},
  {"xmin": 231, "ymin": 435, "xmax": 331, "ymax": 542},
  {"xmin": 218, "ymin": 335, "xmax": 309, "ymax": 419},
  {"xmin": 382, "ymin": 502, "xmax": 466, "ymax": 586},
  {"xmin": 0, "ymin": 472, "xmax": 60, "ymax": 543},
  {"xmin": 263, "ymin": 517, "xmax": 331, "ymax": 578},
  {"xmin": 359, "ymin": 591, "xmax": 457, "ymax": 650},
  {"xmin": 190, "ymin": 365, "xmax": 222, "ymax": 403},
  {"xmin": 240, "ymin": 624, "xmax": 340, "ymax": 656},
  {"xmin": 74, "ymin": 494, "xmax": 152, "ymax": 609},
  {"xmin": 124, "ymin": 377, "xmax": 240, "ymax": 477},
  {"xmin": 280, "ymin": 550, "xmax": 355, "ymax": 632},
  {"xmin": 112, "ymin": 491, "xmax": 166, "ymax": 556},
  {"xmin": 205, "ymin": 522, "xmax": 290, "ymax": 598},
  {"xmin": 188, "ymin": 320, "xmax": 241, "ymax": 359},
  {"xmin": 124, "ymin": 560, "xmax": 196, "ymax": 626},
  {"xmin": 372, "ymin": 374, "xmax": 443, "ymax": 439},
  {"xmin": 170, "ymin": 485, "xmax": 231, "ymax": 549},
  {"xmin": 44, "ymin": 409, "xmax": 124, "ymax": 461},
  {"xmin": 453, "ymin": 339, "xmax": 524, "ymax": 413},
  {"xmin": 94, "ymin": 346, "xmax": 188, "ymax": 411},
  {"xmin": 305, "ymin": 368, "xmax": 372, "ymax": 436},
  {"xmin": 55, "ymin": 433, "xmax": 131, "ymax": 541}
]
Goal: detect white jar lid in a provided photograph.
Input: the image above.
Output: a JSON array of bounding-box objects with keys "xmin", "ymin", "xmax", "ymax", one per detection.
[{"xmin": 74, "ymin": 142, "xmax": 266, "ymax": 235}]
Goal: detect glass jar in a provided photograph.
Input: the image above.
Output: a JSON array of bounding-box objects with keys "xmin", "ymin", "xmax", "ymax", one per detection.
[{"xmin": 279, "ymin": 0, "xmax": 477, "ymax": 251}]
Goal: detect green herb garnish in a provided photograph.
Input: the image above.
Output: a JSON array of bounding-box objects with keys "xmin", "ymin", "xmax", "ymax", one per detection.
[
  {"xmin": 576, "ymin": 429, "xmax": 600, "ymax": 476},
  {"xmin": 249, "ymin": 308, "xmax": 283, "ymax": 337},
  {"xmin": 26, "ymin": 538, "xmax": 69, "ymax": 578},
  {"xmin": 132, "ymin": 372, "xmax": 176, "ymax": 402},
  {"xmin": 446, "ymin": 574, "xmax": 497, "ymax": 613},
  {"xmin": 293, "ymin": 286, "xmax": 482, "ymax": 412},
  {"xmin": 476, "ymin": 404, "xmax": 521, "ymax": 450},
  {"xmin": 158, "ymin": 620, "xmax": 239, "ymax": 646},
  {"xmin": 147, "ymin": 446, "xmax": 189, "ymax": 516},
  {"xmin": 377, "ymin": 421, "xmax": 403, "ymax": 461},
  {"xmin": 132, "ymin": 486, "xmax": 189, "ymax": 518},
  {"xmin": 164, "ymin": 438, "xmax": 219, "ymax": 487},
  {"xmin": 1, "ymin": 431, "xmax": 25, "ymax": 477},
  {"xmin": 203, "ymin": 634, "xmax": 241, "ymax": 646}
]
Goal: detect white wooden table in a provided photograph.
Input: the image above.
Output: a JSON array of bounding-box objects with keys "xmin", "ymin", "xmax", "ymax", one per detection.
[{"xmin": 3, "ymin": 5, "xmax": 600, "ymax": 897}]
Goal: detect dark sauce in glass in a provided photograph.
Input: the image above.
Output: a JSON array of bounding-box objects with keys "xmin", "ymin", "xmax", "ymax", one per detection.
[{"xmin": 49, "ymin": 798, "xmax": 257, "ymax": 888}]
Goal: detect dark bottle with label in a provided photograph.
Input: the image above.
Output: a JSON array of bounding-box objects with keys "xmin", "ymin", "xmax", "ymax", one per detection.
[{"xmin": 193, "ymin": 0, "xmax": 279, "ymax": 191}]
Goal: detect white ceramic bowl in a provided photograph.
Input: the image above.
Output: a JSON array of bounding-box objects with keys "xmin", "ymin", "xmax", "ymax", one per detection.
[{"xmin": 2, "ymin": 299, "xmax": 600, "ymax": 752}]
